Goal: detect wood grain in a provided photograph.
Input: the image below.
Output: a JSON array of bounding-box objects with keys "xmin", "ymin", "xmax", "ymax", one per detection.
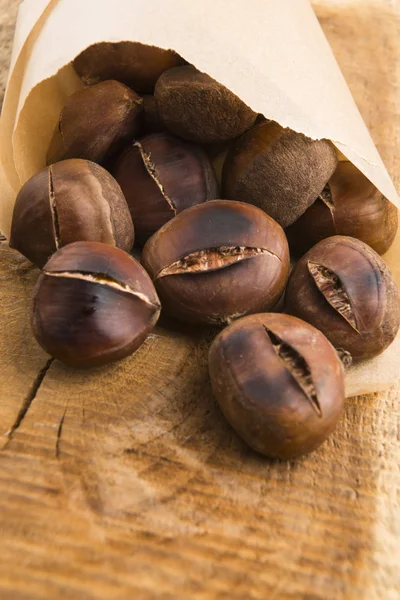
[{"xmin": 1, "ymin": 1, "xmax": 400, "ymax": 599}]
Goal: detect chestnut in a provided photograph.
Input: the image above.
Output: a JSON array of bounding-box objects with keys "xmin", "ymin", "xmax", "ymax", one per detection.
[
  {"xmin": 10, "ymin": 159, "xmax": 134, "ymax": 268},
  {"xmin": 285, "ymin": 235, "xmax": 400, "ymax": 361},
  {"xmin": 286, "ymin": 161, "xmax": 398, "ymax": 256},
  {"xmin": 112, "ymin": 132, "xmax": 219, "ymax": 244},
  {"xmin": 209, "ymin": 313, "xmax": 345, "ymax": 459},
  {"xmin": 154, "ymin": 65, "xmax": 257, "ymax": 143},
  {"xmin": 141, "ymin": 200, "xmax": 290, "ymax": 324},
  {"xmin": 47, "ymin": 80, "xmax": 143, "ymax": 165},
  {"xmin": 141, "ymin": 95, "xmax": 165, "ymax": 134},
  {"xmin": 32, "ymin": 242, "xmax": 161, "ymax": 368},
  {"xmin": 73, "ymin": 42, "xmax": 185, "ymax": 93},
  {"xmin": 222, "ymin": 120, "xmax": 338, "ymax": 228}
]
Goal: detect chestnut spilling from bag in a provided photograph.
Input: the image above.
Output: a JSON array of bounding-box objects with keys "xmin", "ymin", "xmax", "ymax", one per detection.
[{"xmin": 1, "ymin": 0, "xmax": 399, "ymax": 459}]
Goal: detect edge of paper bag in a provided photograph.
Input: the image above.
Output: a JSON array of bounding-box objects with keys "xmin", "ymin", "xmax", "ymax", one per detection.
[
  {"xmin": 1, "ymin": 0, "xmax": 399, "ymax": 222},
  {"xmin": 0, "ymin": 0, "xmax": 57, "ymax": 235}
]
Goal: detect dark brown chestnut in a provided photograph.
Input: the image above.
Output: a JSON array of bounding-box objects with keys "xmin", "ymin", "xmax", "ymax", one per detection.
[
  {"xmin": 32, "ymin": 242, "xmax": 161, "ymax": 367},
  {"xmin": 141, "ymin": 95, "xmax": 165, "ymax": 134},
  {"xmin": 222, "ymin": 120, "xmax": 338, "ymax": 228},
  {"xmin": 286, "ymin": 161, "xmax": 398, "ymax": 256},
  {"xmin": 209, "ymin": 313, "xmax": 345, "ymax": 459},
  {"xmin": 285, "ymin": 235, "xmax": 400, "ymax": 361},
  {"xmin": 141, "ymin": 200, "xmax": 290, "ymax": 324},
  {"xmin": 10, "ymin": 159, "xmax": 134, "ymax": 268},
  {"xmin": 47, "ymin": 80, "xmax": 143, "ymax": 165},
  {"xmin": 112, "ymin": 132, "xmax": 219, "ymax": 244},
  {"xmin": 154, "ymin": 65, "xmax": 257, "ymax": 143},
  {"xmin": 73, "ymin": 42, "xmax": 185, "ymax": 93}
]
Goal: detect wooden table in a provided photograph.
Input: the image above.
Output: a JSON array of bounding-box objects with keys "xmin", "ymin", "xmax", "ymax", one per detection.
[{"xmin": 1, "ymin": 1, "xmax": 399, "ymax": 598}]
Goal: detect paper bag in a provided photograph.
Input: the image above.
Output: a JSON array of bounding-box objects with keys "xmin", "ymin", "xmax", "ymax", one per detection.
[{"xmin": 0, "ymin": 0, "xmax": 399, "ymax": 397}]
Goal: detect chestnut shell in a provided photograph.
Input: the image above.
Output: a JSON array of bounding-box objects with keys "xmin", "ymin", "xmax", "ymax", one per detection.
[
  {"xmin": 154, "ymin": 65, "xmax": 257, "ymax": 144},
  {"xmin": 10, "ymin": 159, "xmax": 134, "ymax": 268},
  {"xmin": 141, "ymin": 200, "xmax": 290, "ymax": 324},
  {"xmin": 47, "ymin": 80, "xmax": 143, "ymax": 165},
  {"xmin": 286, "ymin": 161, "xmax": 398, "ymax": 256},
  {"xmin": 73, "ymin": 42, "xmax": 185, "ymax": 93},
  {"xmin": 32, "ymin": 242, "xmax": 160, "ymax": 367},
  {"xmin": 209, "ymin": 312, "xmax": 345, "ymax": 459},
  {"xmin": 222, "ymin": 121, "xmax": 338, "ymax": 228},
  {"xmin": 113, "ymin": 133, "xmax": 219, "ymax": 244},
  {"xmin": 285, "ymin": 235, "xmax": 400, "ymax": 361}
]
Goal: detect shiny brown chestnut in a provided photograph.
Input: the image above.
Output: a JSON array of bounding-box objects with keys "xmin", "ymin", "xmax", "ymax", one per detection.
[
  {"xmin": 47, "ymin": 80, "xmax": 143, "ymax": 165},
  {"xmin": 222, "ymin": 120, "xmax": 338, "ymax": 228},
  {"xmin": 286, "ymin": 161, "xmax": 398, "ymax": 256},
  {"xmin": 73, "ymin": 42, "xmax": 185, "ymax": 93},
  {"xmin": 154, "ymin": 65, "xmax": 257, "ymax": 143},
  {"xmin": 209, "ymin": 313, "xmax": 345, "ymax": 459},
  {"xmin": 10, "ymin": 159, "xmax": 134, "ymax": 268},
  {"xmin": 112, "ymin": 132, "xmax": 219, "ymax": 244},
  {"xmin": 32, "ymin": 242, "xmax": 161, "ymax": 368},
  {"xmin": 141, "ymin": 200, "xmax": 290, "ymax": 324},
  {"xmin": 285, "ymin": 235, "xmax": 400, "ymax": 361}
]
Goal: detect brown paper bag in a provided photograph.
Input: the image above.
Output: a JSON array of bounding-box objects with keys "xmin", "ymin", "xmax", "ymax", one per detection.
[{"xmin": 0, "ymin": 0, "xmax": 399, "ymax": 397}]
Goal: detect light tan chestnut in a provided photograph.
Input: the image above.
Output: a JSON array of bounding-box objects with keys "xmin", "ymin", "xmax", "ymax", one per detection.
[
  {"xmin": 222, "ymin": 121, "xmax": 338, "ymax": 227},
  {"xmin": 209, "ymin": 313, "xmax": 345, "ymax": 459},
  {"xmin": 10, "ymin": 159, "xmax": 134, "ymax": 268},
  {"xmin": 285, "ymin": 235, "xmax": 400, "ymax": 361},
  {"xmin": 47, "ymin": 80, "xmax": 143, "ymax": 165},
  {"xmin": 141, "ymin": 200, "xmax": 289, "ymax": 324}
]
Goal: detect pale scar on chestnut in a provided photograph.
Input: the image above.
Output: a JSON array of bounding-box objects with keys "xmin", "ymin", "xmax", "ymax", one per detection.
[
  {"xmin": 135, "ymin": 142, "xmax": 177, "ymax": 215},
  {"xmin": 265, "ymin": 327, "xmax": 322, "ymax": 417},
  {"xmin": 48, "ymin": 166, "xmax": 61, "ymax": 249},
  {"xmin": 155, "ymin": 246, "xmax": 280, "ymax": 279},
  {"xmin": 307, "ymin": 261, "xmax": 359, "ymax": 331},
  {"xmin": 43, "ymin": 270, "xmax": 161, "ymax": 308}
]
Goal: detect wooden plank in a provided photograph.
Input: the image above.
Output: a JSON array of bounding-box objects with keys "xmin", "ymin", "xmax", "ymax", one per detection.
[{"xmin": 0, "ymin": 1, "xmax": 399, "ymax": 598}]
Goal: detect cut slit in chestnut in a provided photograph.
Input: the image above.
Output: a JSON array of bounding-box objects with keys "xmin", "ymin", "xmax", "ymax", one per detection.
[
  {"xmin": 307, "ymin": 261, "xmax": 358, "ymax": 331},
  {"xmin": 155, "ymin": 246, "xmax": 280, "ymax": 279},
  {"xmin": 265, "ymin": 327, "xmax": 322, "ymax": 417}
]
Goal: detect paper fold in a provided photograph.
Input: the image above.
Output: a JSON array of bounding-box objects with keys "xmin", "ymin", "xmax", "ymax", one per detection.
[{"xmin": 0, "ymin": 0, "xmax": 399, "ymax": 397}]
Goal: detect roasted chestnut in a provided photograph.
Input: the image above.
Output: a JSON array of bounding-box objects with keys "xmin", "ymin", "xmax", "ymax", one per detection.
[
  {"xmin": 154, "ymin": 65, "xmax": 257, "ymax": 143},
  {"xmin": 141, "ymin": 200, "xmax": 290, "ymax": 324},
  {"xmin": 10, "ymin": 159, "xmax": 134, "ymax": 268},
  {"xmin": 209, "ymin": 313, "xmax": 345, "ymax": 459},
  {"xmin": 286, "ymin": 161, "xmax": 398, "ymax": 255},
  {"xmin": 285, "ymin": 235, "xmax": 400, "ymax": 361},
  {"xmin": 47, "ymin": 80, "xmax": 143, "ymax": 165},
  {"xmin": 112, "ymin": 132, "xmax": 219, "ymax": 244},
  {"xmin": 73, "ymin": 42, "xmax": 185, "ymax": 93},
  {"xmin": 141, "ymin": 95, "xmax": 165, "ymax": 134},
  {"xmin": 222, "ymin": 121, "xmax": 338, "ymax": 227},
  {"xmin": 32, "ymin": 242, "xmax": 161, "ymax": 367}
]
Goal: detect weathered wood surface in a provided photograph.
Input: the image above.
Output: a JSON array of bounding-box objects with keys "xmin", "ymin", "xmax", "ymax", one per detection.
[{"xmin": 1, "ymin": 1, "xmax": 400, "ymax": 598}]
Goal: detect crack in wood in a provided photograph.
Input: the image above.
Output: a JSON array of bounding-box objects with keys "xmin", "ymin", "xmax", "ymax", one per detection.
[
  {"xmin": 56, "ymin": 404, "xmax": 68, "ymax": 459},
  {"xmin": 3, "ymin": 358, "xmax": 54, "ymax": 449}
]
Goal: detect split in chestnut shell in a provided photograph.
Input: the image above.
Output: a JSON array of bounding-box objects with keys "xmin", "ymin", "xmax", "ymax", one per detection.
[{"xmin": 32, "ymin": 242, "xmax": 161, "ymax": 368}]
